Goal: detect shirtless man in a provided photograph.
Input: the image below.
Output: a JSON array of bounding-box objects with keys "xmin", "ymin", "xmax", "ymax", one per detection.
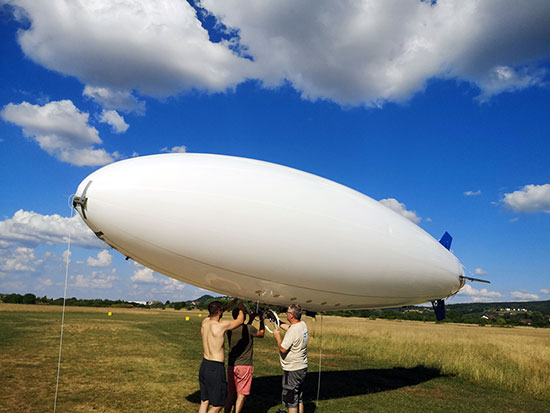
[{"xmin": 199, "ymin": 299, "xmax": 245, "ymax": 413}]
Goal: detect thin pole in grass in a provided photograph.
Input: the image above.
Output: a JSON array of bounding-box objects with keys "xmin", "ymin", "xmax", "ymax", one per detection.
[
  {"xmin": 316, "ymin": 314, "xmax": 323, "ymax": 409},
  {"xmin": 54, "ymin": 200, "xmax": 74, "ymax": 413}
]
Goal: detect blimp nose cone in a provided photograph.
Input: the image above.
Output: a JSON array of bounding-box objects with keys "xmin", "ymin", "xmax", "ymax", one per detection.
[
  {"xmin": 73, "ymin": 179, "xmax": 93, "ymax": 221},
  {"xmin": 73, "ymin": 168, "xmax": 112, "ymax": 237}
]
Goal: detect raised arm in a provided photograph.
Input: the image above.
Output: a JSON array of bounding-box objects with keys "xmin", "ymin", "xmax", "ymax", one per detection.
[
  {"xmin": 222, "ymin": 298, "xmax": 238, "ymax": 312},
  {"xmin": 221, "ymin": 302, "xmax": 245, "ymax": 331},
  {"xmin": 279, "ymin": 322, "xmax": 290, "ymax": 331},
  {"xmin": 256, "ymin": 316, "xmax": 265, "ymax": 338},
  {"xmin": 273, "ymin": 328, "xmax": 288, "ymax": 354}
]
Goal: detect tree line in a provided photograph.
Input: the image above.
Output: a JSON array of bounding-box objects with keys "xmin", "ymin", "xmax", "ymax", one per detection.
[
  {"xmin": 2, "ymin": 292, "xmax": 549, "ymax": 328},
  {"xmin": 326, "ymin": 304, "xmax": 550, "ymax": 328},
  {"xmin": 0, "ymin": 293, "xmax": 144, "ymax": 308}
]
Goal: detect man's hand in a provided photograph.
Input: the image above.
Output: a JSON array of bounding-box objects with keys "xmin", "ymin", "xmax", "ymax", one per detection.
[
  {"xmin": 222, "ymin": 298, "xmax": 238, "ymax": 312},
  {"xmin": 225, "ymin": 302, "xmax": 245, "ymax": 331},
  {"xmin": 273, "ymin": 328, "xmax": 288, "ymax": 354}
]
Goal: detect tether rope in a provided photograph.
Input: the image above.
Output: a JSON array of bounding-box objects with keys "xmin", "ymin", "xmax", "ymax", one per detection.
[
  {"xmin": 54, "ymin": 201, "xmax": 74, "ymax": 412},
  {"xmin": 316, "ymin": 314, "xmax": 323, "ymax": 409}
]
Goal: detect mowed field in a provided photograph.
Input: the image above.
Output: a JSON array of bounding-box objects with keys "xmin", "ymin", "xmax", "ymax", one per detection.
[{"xmin": 1, "ymin": 304, "xmax": 549, "ymax": 412}]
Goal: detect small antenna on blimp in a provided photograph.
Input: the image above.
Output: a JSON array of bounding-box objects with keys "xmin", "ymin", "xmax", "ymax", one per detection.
[{"xmin": 460, "ymin": 275, "xmax": 491, "ymax": 284}]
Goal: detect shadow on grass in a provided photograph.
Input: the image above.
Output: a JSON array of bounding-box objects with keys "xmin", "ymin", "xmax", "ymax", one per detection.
[{"xmin": 186, "ymin": 365, "xmax": 445, "ymax": 412}]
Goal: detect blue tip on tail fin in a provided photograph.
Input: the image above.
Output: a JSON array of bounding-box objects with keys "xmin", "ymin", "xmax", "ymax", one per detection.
[{"xmin": 439, "ymin": 232, "xmax": 452, "ymax": 250}]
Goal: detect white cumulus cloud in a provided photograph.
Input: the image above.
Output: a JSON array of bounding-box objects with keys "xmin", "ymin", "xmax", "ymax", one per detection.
[
  {"xmin": 510, "ymin": 291, "xmax": 540, "ymax": 301},
  {"xmin": 8, "ymin": 0, "xmax": 253, "ymax": 96},
  {"xmin": 0, "ymin": 209, "xmax": 104, "ymax": 249},
  {"xmin": 130, "ymin": 263, "xmax": 158, "ymax": 283},
  {"xmin": 202, "ymin": 0, "xmax": 550, "ymax": 105},
  {"xmin": 162, "ymin": 278, "xmax": 186, "ymax": 292},
  {"xmin": 0, "ymin": 247, "xmax": 39, "ymax": 272},
  {"xmin": 4, "ymin": 0, "xmax": 549, "ymax": 106},
  {"xmin": 99, "ymin": 110, "xmax": 129, "ymax": 134},
  {"xmin": 36, "ymin": 278, "xmax": 53, "ymax": 290},
  {"xmin": 458, "ymin": 284, "xmax": 503, "ymax": 302},
  {"xmin": 476, "ymin": 65, "xmax": 546, "ymax": 102},
  {"xmin": 130, "ymin": 263, "xmax": 186, "ymax": 291},
  {"xmin": 0, "ymin": 100, "xmax": 116, "ymax": 166},
  {"xmin": 464, "ymin": 190, "xmax": 481, "ymax": 196},
  {"xmin": 502, "ymin": 184, "xmax": 550, "ymax": 213},
  {"xmin": 71, "ymin": 270, "xmax": 118, "ymax": 289},
  {"xmin": 161, "ymin": 145, "xmax": 187, "ymax": 153},
  {"xmin": 379, "ymin": 198, "xmax": 421, "ymax": 224},
  {"xmin": 475, "ymin": 268, "xmax": 488, "ymax": 276},
  {"xmin": 83, "ymin": 85, "xmax": 145, "ymax": 114},
  {"xmin": 87, "ymin": 249, "xmax": 113, "ymax": 267}
]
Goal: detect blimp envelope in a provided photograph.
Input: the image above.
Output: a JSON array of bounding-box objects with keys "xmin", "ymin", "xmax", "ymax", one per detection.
[{"xmin": 73, "ymin": 153, "xmax": 465, "ymax": 311}]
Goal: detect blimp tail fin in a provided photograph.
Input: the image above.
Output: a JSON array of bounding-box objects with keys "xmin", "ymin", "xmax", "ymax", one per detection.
[
  {"xmin": 439, "ymin": 232, "xmax": 452, "ymax": 250},
  {"xmin": 431, "ymin": 232, "xmax": 452, "ymax": 322}
]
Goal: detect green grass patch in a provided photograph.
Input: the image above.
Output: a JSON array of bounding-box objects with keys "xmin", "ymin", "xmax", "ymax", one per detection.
[{"xmin": 1, "ymin": 305, "xmax": 549, "ymax": 412}]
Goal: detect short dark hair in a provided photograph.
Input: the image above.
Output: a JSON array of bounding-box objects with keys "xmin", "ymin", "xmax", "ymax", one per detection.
[
  {"xmin": 208, "ymin": 301, "xmax": 223, "ymax": 317},
  {"xmin": 288, "ymin": 304, "xmax": 302, "ymax": 320}
]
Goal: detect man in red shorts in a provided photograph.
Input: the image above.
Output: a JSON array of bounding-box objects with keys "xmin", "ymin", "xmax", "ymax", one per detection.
[{"xmin": 224, "ymin": 308, "xmax": 265, "ymax": 413}]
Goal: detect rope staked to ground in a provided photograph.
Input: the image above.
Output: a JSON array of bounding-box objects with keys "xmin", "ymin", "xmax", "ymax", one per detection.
[
  {"xmin": 316, "ymin": 314, "xmax": 323, "ymax": 409},
  {"xmin": 54, "ymin": 204, "xmax": 74, "ymax": 413}
]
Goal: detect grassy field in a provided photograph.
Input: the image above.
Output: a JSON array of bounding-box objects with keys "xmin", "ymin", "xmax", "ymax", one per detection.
[{"xmin": 1, "ymin": 304, "xmax": 549, "ymax": 412}]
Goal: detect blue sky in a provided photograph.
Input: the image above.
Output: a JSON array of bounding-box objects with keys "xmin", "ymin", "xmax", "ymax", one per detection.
[{"xmin": 1, "ymin": 0, "xmax": 549, "ymax": 304}]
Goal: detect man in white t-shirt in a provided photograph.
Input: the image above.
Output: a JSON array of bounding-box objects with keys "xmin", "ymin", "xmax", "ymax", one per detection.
[{"xmin": 273, "ymin": 304, "xmax": 308, "ymax": 413}]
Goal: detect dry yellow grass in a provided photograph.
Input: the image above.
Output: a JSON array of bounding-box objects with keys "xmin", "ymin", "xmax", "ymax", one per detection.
[
  {"xmin": 1, "ymin": 304, "xmax": 549, "ymax": 412},
  {"xmin": 305, "ymin": 315, "xmax": 550, "ymax": 396}
]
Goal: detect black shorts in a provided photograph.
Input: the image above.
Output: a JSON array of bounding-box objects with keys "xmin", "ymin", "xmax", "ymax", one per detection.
[
  {"xmin": 282, "ymin": 368, "xmax": 307, "ymax": 408},
  {"xmin": 199, "ymin": 359, "xmax": 227, "ymax": 407}
]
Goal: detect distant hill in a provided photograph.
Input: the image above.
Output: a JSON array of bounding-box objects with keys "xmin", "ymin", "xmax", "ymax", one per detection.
[
  {"xmin": 446, "ymin": 300, "xmax": 550, "ymax": 316},
  {"xmin": 191, "ymin": 294, "xmax": 215, "ymax": 303}
]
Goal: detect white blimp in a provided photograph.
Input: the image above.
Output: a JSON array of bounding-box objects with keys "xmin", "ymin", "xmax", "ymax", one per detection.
[{"xmin": 73, "ymin": 154, "xmax": 480, "ymax": 319}]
